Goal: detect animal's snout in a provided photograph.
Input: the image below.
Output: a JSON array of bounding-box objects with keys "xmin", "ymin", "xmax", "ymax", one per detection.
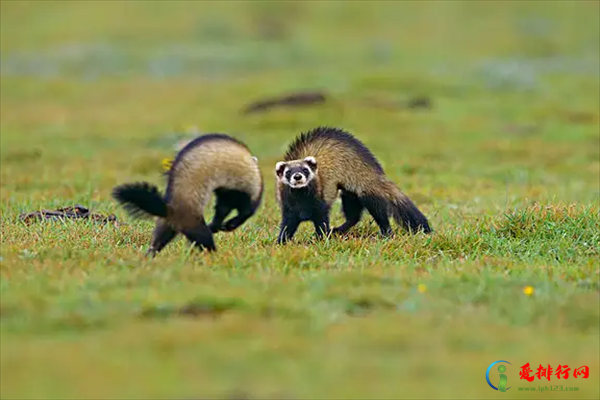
[{"xmin": 293, "ymin": 173, "xmax": 303, "ymax": 181}]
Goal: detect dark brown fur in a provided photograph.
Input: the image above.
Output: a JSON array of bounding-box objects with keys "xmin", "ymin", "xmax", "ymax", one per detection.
[
  {"xmin": 274, "ymin": 126, "xmax": 431, "ymax": 243},
  {"xmin": 113, "ymin": 133, "xmax": 263, "ymax": 255}
]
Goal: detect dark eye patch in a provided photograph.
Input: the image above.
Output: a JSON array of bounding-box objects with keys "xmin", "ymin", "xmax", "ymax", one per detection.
[
  {"xmin": 285, "ymin": 171, "xmax": 292, "ymax": 180},
  {"xmin": 302, "ymin": 168, "xmax": 310, "ymax": 175}
]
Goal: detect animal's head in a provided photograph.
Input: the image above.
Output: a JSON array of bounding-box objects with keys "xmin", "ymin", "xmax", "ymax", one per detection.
[{"xmin": 275, "ymin": 156, "xmax": 317, "ymax": 189}]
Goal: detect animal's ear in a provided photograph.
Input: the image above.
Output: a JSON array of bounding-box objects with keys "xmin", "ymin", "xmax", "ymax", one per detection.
[
  {"xmin": 275, "ymin": 161, "xmax": 287, "ymax": 177},
  {"xmin": 304, "ymin": 156, "xmax": 317, "ymax": 171}
]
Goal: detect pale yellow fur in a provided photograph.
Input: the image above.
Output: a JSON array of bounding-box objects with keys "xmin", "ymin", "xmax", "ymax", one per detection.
[
  {"xmin": 167, "ymin": 139, "xmax": 262, "ymax": 231},
  {"xmin": 276, "ymin": 138, "xmax": 396, "ymax": 207}
]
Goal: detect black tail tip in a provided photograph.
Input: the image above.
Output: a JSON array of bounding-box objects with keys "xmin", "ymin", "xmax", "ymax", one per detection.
[
  {"xmin": 393, "ymin": 201, "xmax": 433, "ymax": 234},
  {"xmin": 413, "ymin": 219, "xmax": 433, "ymax": 234},
  {"xmin": 404, "ymin": 213, "xmax": 432, "ymax": 234},
  {"xmin": 112, "ymin": 182, "xmax": 167, "ymax": 219}
]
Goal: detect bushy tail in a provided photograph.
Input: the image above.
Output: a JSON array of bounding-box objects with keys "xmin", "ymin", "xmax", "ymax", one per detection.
[
  {"xmin": 112, "ymin": 182, "xmax": 168, "ymax": 219},
  {"xmin": 380, "ymin": 180, "xmax": 432, "ymax": 234}
]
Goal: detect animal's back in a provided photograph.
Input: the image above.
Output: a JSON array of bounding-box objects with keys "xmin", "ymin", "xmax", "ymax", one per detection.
[
  {"xmin": 166, "ymin": 134, "xmax": 262, "ymax": 217},
  {"xmin": 285, "ymin": 127, "xmax": 386, "ymax": 197}
]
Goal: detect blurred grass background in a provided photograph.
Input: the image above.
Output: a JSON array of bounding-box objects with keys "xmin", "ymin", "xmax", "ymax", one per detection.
[{"xmin": 1, "ymin": 1, "xmax": 599, "ymax": 399}]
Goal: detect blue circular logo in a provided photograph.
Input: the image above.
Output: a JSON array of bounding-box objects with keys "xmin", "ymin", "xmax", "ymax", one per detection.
[{"xmin": 486, "ymin": 360, "xmax": 512, "ymax": 391}]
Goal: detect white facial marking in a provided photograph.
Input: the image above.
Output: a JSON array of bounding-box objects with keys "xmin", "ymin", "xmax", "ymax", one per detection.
[
  {"xmin": 304, "ymin": 156, "xmax": 316, "ymax": 165},
  {"xmin": 303, "ymin": 156, "xmax": 317, "ymax": 172},
  {"xmin": 277, "ymin": 159, "xmax": 316, "ymax": 189},
  {"xmin": 275, "ymin": 161, "xmax": 287, "ymax": 179},
  {"xmin": 287, "ymin": 169, "xmax": 309, "ymax": 188}
]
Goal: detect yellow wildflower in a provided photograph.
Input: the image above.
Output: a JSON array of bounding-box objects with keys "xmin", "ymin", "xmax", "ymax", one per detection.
[
  {"xmin": 162, "ymin": 157, "xmax": 173, "ymax": 171},
  {"xmin": 417, "ymin": 283, "xmax": 427, "ymax": 293},
  {"xmin": 523, "ymin": 286, "xmax": 535, "ymax": 296}
]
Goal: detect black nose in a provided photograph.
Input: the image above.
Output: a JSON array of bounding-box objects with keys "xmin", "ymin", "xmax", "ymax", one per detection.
[{"xmin": 293, "ymin": 173, "xmax": 302, "ymax": 181}]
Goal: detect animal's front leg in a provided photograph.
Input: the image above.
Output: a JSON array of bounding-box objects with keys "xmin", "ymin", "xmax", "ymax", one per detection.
[
  {"xmin": 182, "ymin": 223, "xmax": 217, "ymax": 252},
  {"xmin": 277, "ymin": 214, "xmax": 301, "ymax": 245},
  {"xmin": 312, "ymin": 211, "xmax": 331, "ymax": 240}
]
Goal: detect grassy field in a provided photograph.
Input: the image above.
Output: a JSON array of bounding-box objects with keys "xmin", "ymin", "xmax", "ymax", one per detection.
[{"xmin": 1, "ymin": 1, "xmax": 599, "ymax": 399}]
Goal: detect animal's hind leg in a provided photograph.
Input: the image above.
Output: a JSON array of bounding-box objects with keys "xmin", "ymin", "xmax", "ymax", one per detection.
[
  {"xmin": 361, "ymin": 195, "xmax": 393, "ymax": 237},
  {"xmin": 147, "ymin": 219, "xmax": 178, "ymax": 257},
  {"xmin": 208, "ymin": 190, "xmax": 235, "ymax": 233},
  {"xmin": 332, "ymin": 190, "xmax": 364, "ymax": 235},
  {"xmin": 182, "ymin": 223, "xmax": 216, "ymax": 252},
  {"xmin": 220, "ymin": 190, "xmax": 257, "ymax": 232},
  {"xmin": 222, "ymin": 204, "xmax": 254, "ymax": 232}
]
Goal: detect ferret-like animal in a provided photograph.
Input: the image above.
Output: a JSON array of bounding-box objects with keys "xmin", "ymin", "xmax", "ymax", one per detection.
[
  {"xmin": 274, "ymin": 126, "xmax": 431, "ymax": 244},
  {"xmin": 112, "ymin": 133, "xmax": 263, "ymax": 255}
]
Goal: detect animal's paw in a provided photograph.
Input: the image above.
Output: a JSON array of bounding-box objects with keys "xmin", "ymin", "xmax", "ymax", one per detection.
[
  {"xmin": 208, "ymin": 223, "xmax": 222, "ymax": 233},
  {"xmin": 331, "ymin": 226, "xmax": 346, "ymax": 235},
  {"xmin": 221, "ymin": 219, "xmax": 239, "ymax": 232}
]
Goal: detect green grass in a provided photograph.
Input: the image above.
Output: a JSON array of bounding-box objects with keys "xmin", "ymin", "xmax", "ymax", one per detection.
[{"xmin": 1, "ymin": 1, "xmax": 599, "ymax": 399}]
